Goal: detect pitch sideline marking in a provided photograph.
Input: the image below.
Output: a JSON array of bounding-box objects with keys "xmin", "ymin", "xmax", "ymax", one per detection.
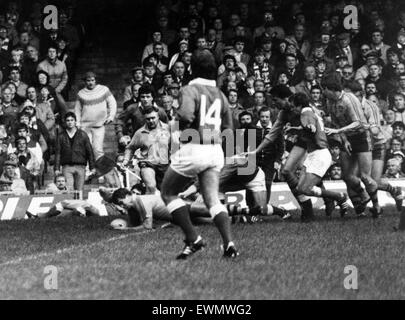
[{"xmin": 0, "ymin": 229, "xmax": 155, "ymax": 268}]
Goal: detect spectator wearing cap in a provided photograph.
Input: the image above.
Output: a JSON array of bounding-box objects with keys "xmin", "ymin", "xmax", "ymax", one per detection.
[
  {"xmin": 382, "ymin": 48, "xmax": 401, "ymax": 82},
  {"xmin": 168, "ymin": 39, "xmax": 189, "ymax": 71},
  {"xmin": 306, "ymin": 41, "xmax": 335, "ymax": 74},
  {"xmin": 253, "ymin": 10, "xmax": 285, "ymax": 41},
  {"xmin": 37, "ymin": 44, "xmax": 69, "ymax": 114},
  {"xmin": 285, "ymin": 24, "xmax": 311, "ymax": 60},
  {"xmin": 333, "ymin": 32, "xmax": 358, "ymax": 67},
  {"xmin": 0, "ymin": 159, "xmax": 29, "ymax": 195},
  {"xmin": 354, "ymin": 50, "xmax": 380, "ymax": 85},
  {"xmin": 54, "ymin": 112, "xmax": 95, "ymax": 193},
  {"xmin": 1, "ymin": 66, "xmax": 28, "ymax": 102},
  {"xmin": 123, "ymin": 67, "xmax": 145, "ymax": 103},
  {"xmin": 247, "ymin": 49, "xmax": 274, "ymax": 87},
  {"xmin": 383, "ymin": 158, "xmax": 405, "ymax": 179},
  {"xmin": 142, "ymin": 31, "xmax": 169, "ymax": 64},
  {"xmin": 370, "ymin": 29, "xmax": 391, "ymax": 64},
  {"xmin": 75, "ymin": 72, "xmax": 117, "ymax": 161}
]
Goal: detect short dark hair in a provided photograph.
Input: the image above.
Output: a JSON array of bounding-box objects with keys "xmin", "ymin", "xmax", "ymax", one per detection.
[
  {"xmin": 17, "ymin": 123, "xmax": 29, "ymax": 132},
  {"xmin": 259, "ymin": 107, "xmax": 271, "ymax": 115},
  {"xmin": 54, "ymin": 174, "xmax": 66, "ymax": 183},
  {"xmin": 111, "ymin": 188, "xmax": 131, "ymax": 205},
  {"xmin": 238, "ymin": 110, "xmax": 253, "ymax": 122},
  {"xmin": 139, "ymin": 84, "xmax": 155, "ymax": 98},
  {"xmin": 310, "ymin": 85, "xmax": 322, "ymax": 92},
  {"xmin": 392, "ymin": 121, "xmax": 405, "ymax": 130},
  {"xmin": 64, "ymin": 112, "xmax": 77, "ymax": 121},
  {"xmin": 291, "ymin": 92, "xmax": 310, "ymax": 108},
  {"xmin": 141, "ymin": 105, "xmax": 159, "ymax": 115},
  {"xmin": 15, "ymin": 136, "xmax": 27, "ymax": 146},
  {"xmin": 191, "ymin": 49, "xmax": 217, "ymax": 80}
]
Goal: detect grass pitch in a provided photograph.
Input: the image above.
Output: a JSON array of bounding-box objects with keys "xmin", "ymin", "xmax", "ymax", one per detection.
[{"xmin": 0, "ymin": 208, "xmax": 404, "ymax": 300}]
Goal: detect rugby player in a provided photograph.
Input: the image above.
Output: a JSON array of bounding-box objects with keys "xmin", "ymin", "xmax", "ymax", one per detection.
[
  {"xmin": 160, "ymin": 49, "xmax": 238, "ymax": 259},
  {"xmin": 351, "ymin": 84, "xmax": 403, "ymax": 215},
  {"xmin": 243, "ymin": 86, "xmax": 336, "ymax": 220},
  {"xmin": 323, "ymin": 81, "xmax": 381, "ymax": 217},
  {"xmin": 289, "ymin": 93, "xmax": 350, "ymax": 219}
]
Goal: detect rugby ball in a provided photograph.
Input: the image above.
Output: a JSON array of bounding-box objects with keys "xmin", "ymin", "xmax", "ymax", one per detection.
[{"xmin": 110, "ymin": 218, "xmax": 128, "ymax": 230}]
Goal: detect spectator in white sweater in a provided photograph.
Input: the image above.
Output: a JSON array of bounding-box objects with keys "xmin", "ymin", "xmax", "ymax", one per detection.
[{"xmin": 74, "ymin": 72, "xmax": 117, "ymax": 160}]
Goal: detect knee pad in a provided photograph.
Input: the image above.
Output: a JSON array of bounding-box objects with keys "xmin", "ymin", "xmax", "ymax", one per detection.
[
  {"xmin": 209, "ymin": 203, "xmax": 228, "ymax": 218},
  {"xmin": 167, "ymin": 198, "xmax": 187, "ymax": 214}
]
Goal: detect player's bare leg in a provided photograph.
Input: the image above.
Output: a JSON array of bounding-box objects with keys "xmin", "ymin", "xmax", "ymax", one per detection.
[
  {"xmin": 199, "ymin": 168, "xmax": 238, "ymax": 257},
  {"xmin": 282, "ymin": 146, "xmax": 314, "ymax": 218},
  {"xmin": 141, "ymin": 167, "xmax": 157, "ymax": 194},
  {"xmin": 161, "ymin": 167, "xmax": 205, "ymax": 259},
  {"xmin": 296, "ymin": 168, "xmax": 349, "ymax": 221}
]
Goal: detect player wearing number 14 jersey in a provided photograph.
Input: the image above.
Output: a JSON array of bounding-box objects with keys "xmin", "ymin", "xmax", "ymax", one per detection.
[{"xmin": 160, "ymin": 49, "xmax": 238, "ymax": 259}]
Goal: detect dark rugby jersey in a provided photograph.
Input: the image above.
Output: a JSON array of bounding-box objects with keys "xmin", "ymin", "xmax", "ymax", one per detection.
[
  {"xmin": 300, "ymin": 107, "xmax": 329, "ymax": 152},
  {"xmin": 264, "ymin": 109, "xmax": 301, "ymax": 144},
  {"xmin": 175, "ymin": 78, "xmax": 233, "ymax": 144}
]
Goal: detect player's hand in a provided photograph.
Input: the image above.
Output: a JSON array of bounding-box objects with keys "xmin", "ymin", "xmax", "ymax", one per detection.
[
  {"xmin": 90, "ymin": 169, "xmax": 97, "ymax": 176},
  {"xmin": 343, "ymin": 140, "xmax": 352, "ymax": 155},
  {"xmin": 325, "ymin": 127, "xmax": 339, "ymax": 135},
  {"xmin": 241, "ymin": 150, "xmax": 257, "ymax": 157},
  {"xmin": 274, "ymin": 162, "xmax": 281, "ymax": 170}
]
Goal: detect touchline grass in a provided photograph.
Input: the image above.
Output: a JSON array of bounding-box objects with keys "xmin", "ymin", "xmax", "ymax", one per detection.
[{"xmin": 0, "ymin": 209, "xmax": 404, "ymax": 300}]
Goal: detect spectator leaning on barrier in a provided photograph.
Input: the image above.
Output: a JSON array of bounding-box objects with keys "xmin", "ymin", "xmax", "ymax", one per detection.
[
  {"xmin": 75, "ymin": 71, "xmax": 117, "ymax": 161},
  {"xmin": 54, "ymin": 112, "xmax": 96, "ymax": 193}
]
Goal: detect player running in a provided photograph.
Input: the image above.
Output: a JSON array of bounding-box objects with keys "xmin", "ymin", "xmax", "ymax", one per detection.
[
  {"xmin": 160, "ymin": 49, "xmax": 238, "ymax": 259},
  {"xmin": 243, "ymin": 87, "xmax": 339, "ymax": 220},
  {"xmin": 352, "ymin": 85, "xmax": 403, "ymax": 215},
  {"xmin": 323, "ymin": 81, "xmax": 381, "ymax": 217},
  {"xmin": 288, "ymin": 93, "xmax": 349, "ymax": 218}
]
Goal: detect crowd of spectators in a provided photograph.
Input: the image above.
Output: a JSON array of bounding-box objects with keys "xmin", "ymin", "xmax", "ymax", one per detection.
[
  {"xmin": 0, "ymin": 1, "xmax": 84, "ymax": 195},
  {"xmin": 3, "ymin": 0, "xmax": 405, "ymax": 202},
  {"xmin": 114, "ymin": 0, "xmax": 405, "ymax": 199}
]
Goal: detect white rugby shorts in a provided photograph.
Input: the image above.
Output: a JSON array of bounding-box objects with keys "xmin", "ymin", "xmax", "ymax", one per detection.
[
  {"xmin": 170, "ymin": 143, "xmax": 224, "ymax": 178},
  {"xmin": 303, "ymin": 148, "xmax": 332, "ymax": 178}
]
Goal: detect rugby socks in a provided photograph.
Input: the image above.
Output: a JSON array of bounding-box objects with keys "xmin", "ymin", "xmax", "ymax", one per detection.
[
  {"xmin": 170, "ymin": 206, "xmax": 198, "ymax": 243},
  {"xmin": 213, "ymin": 212, "xmax": 232, "ymax": 247},
  {"xmin": 299, "ymin": 199, "xmax": 314, "ymax": 220}
]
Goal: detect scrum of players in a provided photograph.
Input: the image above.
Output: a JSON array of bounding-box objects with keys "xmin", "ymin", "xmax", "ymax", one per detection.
[{"xmin": 109, "ymin": 49, "xmax": 403, "ymax": 260}]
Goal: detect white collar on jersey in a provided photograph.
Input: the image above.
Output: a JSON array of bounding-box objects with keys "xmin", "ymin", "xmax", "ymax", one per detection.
[{"xmin": 189, "ymin": 77, "xmax": 216, "ymax": 87}]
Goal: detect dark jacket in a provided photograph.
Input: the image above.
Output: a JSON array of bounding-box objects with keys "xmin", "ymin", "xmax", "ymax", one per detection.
[{"xmin": 55, "ymin": 128, "xmax": 95, "ymax": 171}]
